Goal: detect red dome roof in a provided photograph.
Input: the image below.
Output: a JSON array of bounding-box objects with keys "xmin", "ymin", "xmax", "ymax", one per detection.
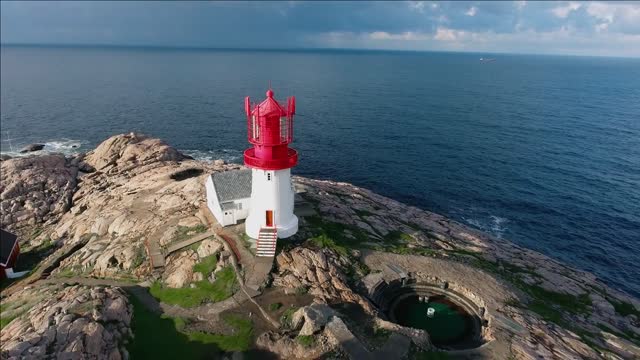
[{"xmin": 252, "ymin": 90, "xmax": 287, "ymax": 117}]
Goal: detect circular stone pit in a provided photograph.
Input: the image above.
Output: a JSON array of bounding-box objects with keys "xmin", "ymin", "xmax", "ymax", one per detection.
[{"xmin": 372, "ymin": 279, "xmax": 486, "ymax": 350}]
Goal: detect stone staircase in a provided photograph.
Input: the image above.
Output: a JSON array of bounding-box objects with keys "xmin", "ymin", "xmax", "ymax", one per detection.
[{"xmin": 256, "ymin": 227, "xmax": 277, "ymax": 257}]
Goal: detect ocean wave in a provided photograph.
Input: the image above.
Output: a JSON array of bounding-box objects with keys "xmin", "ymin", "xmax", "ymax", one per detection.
[
  {"xmin": 181, "ymin": 149, "xmax": 243, "ymax": 163},
  {"xmin": 463, "ymin": 215, "xmax": 509, "ymax": 239},
  {"xmin": 0, "ymin": 139, "xmax": 86, "ymax": 157}
]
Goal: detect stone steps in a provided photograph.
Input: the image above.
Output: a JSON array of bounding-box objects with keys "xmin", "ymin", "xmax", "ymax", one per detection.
[{"xmin": 256, "ymin": 227, "xmax": 277, "ymax": 257}]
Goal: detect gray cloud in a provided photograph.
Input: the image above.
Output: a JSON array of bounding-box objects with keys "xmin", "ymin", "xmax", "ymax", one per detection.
[{"xmin": 1, "ymin": 1, "xmax": 639, "ymax": 57}]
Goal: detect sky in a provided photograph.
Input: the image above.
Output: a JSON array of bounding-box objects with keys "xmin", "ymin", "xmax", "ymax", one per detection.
[{"xmin": 1, "ymin": 1, "xmax": 640, "ymax": 57}]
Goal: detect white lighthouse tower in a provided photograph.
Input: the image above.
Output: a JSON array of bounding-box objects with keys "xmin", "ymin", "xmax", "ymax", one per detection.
[{"xmin": 243, "ymin": 89, "xmax": 299, "ymax": 257}]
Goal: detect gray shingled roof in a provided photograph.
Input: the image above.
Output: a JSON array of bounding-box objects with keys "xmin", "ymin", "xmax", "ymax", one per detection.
[{"xmin": 212, "ymin": 169, "xmax": 252, "ymax": 203}]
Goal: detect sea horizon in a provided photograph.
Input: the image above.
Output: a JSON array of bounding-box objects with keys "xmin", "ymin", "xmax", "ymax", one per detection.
[{"xmin": 2, "ymin": 42, "xmax": 640, "ymax": 60}]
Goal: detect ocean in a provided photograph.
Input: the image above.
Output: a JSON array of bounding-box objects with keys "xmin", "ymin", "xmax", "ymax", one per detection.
[{"xmin": 1, "ymin": 45, "xmax": 639, "ymax": 297}]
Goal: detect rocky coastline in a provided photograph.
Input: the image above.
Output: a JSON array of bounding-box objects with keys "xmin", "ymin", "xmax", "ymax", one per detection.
[{"xmin": 1, "ymin": 133, "xmax": 639, "ymax": 359}]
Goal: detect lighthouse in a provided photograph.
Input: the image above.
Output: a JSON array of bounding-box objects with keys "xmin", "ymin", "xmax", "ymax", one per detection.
[{"xmin": 243, "ymin": 89, "xmax": 298, "ymax": 256}]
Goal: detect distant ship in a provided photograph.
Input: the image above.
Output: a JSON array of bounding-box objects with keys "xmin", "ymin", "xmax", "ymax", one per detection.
[{"xmin": 479, "ymin": 57, "xmax": 496, "ymax": 62}]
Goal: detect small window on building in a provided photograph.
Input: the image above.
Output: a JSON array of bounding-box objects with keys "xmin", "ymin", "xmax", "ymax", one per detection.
[
  {"xmin": 237, "ymin": 202, "xmax": 242, "ymax": 210},
  {"xmin": 267, "ymin": 173, "xmax": 272, "ymax": 181}
]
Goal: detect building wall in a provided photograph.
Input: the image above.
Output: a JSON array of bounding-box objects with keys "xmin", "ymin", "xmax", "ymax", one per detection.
[
  {"xmin": 205, "ymin": 176, "xmax": 225, "ymax": 225},
  {"xmin": 245, "ymin": 168, "xmax": 298, "ymax": 239},
  {"xmin": 233, "ymin": 198, "xmax": 251, "ymax": 222},
  {"xmin": 205, "ymin": 176, "xmax": 251, "ymax": 226}
]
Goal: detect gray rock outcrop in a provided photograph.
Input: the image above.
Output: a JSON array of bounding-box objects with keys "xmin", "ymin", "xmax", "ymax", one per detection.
[
  {"xmin": 0, "ymin": 284, "xmax": 132, "ymax": 360},
  {"xmin": 0, "ymin": 154, "xmax": 78, "ymax": 232},
  {"xmin": 273, "ymin": 247, "xmax": 375, "ymax": 315}
]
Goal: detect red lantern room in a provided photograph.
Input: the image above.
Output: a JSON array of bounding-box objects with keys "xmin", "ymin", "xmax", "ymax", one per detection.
[{"xmin": 243, "ymin": 89, "xmax": 298, "ymax": 170}]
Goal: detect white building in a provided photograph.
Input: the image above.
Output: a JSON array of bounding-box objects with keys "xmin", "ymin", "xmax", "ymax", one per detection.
[{"xmin": 205, "ymin": 170, "xmax": 251, "ymax": 226}]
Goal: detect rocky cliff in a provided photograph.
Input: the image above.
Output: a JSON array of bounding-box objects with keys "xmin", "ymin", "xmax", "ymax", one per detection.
[{"xmin": 1, "ymin": 133, "xmax": 639, "ymax": 360}]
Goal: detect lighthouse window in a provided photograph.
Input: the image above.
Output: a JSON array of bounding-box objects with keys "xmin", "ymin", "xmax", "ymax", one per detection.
[
  {"xmin": 267, "ymin": 173, "xmax": 272, "ymax": 181},
  {"xmin": 280, "ymin": 117, "xmax": 288, "ymax": 142},
  {"xmin": 252, "ymin": 116, "xmax": 260, "ymax": 140}
]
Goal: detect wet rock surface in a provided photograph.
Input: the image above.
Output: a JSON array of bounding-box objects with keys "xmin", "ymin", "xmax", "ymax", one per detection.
[{"xmin": 19, "ymin": 143, "xmax": 45, "ymax": 153}]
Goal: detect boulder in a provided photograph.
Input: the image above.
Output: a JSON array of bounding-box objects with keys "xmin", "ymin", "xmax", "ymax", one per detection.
[
  {"xmin": 197, "ymin": 238, "xmax": 222, "ymax": 259},
  {"xmin": 19, "ymin": 143, "xmax": 45, "ymax": 153},
  {"xmin": 84, "ymin": 133, "xmax": 188, "ymax": 170},
  {"xmin": 296, "ymin": 304, "xmax": 336, "ymax": 336},
  {"xmin": 164, "ymin": 250, "xmax": 198, "ymax": 288}
]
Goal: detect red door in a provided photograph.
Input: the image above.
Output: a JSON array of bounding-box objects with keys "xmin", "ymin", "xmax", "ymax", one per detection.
[{"xmin": 266, "ymin": 210, "xmax": 274, "ymax": 227}]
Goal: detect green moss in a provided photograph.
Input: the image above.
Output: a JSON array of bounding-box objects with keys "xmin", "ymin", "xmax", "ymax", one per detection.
[
  {"xmin": 131, "ymin": 245, "xmax": 146, "ymax": 269},
  {"xmin": 149, "ymin": 266, "xmax": 237, "ymax": 308},
  {"xmin": 189, "ymin": 314, "xmax": 253, "ymax": 352},
  {"xmin": 305, "ymin": 215, "xmax": 369, "ymax": 246},
  {"xmin": 193, "ymin": 255, "xmax": 218, "ymax": 275},
  {"xmin": 309, "ymin": 234, "xmax": 348, "ymax": 257},
  {"xmin": 355, "ymin": 209, "xmax": 374, "ymax": 218},
  {"xmin": 384, "ymin": 230, "xmax": 413, "ymax": 244},
  {"xmin": 29, "ymin": 226, "xmax": 44, "ymax": 239},
  {"xmin": 372, "ymin": 326, "xmax": 391, "ymax": 342},
  {"xmin": 295, "ymin": 286, "xmax": 309, "ymax": 295},
  {"xmin": 269, "ymin": 302, "xmax": 283, "ymax": 311},
  {"xmin": 280, "ymin": 307, "xmax": 299, "ymax": 328},
  {"xmin": 296, "ymin": 335, "xmax": 315, "ymax": 347},
  {"xmin": 172, "ymin": 225, "xmax": 208, "ymax": 244},
  {"xmin": 384, "ymin": 244, "xmax": 437, "ymax": 257},
  {"xmin": 57, "ymin": 267, "xmax": 77, "ymax": 278},
  {"xmin": 607, "ymin": 297, "xmax": 640, "ymax": 318}
]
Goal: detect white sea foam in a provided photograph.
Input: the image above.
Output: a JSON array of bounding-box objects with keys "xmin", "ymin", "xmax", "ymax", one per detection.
[
  {"xmin": 181, "ymin": 149, "xmax": 243, "ymax": 163},
  {"xmin": 464, "ymin": 215, "xmax": 509, "ymax": 239},
  {"xmin": 0, "ymin": 139, "xmax": 86, "ymax": 158}
]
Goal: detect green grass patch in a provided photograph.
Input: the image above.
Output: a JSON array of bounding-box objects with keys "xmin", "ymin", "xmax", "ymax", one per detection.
[
  {"xmin": 309, "ymin": 234, "xmax": 348, "ymax": 257},
  {"xmin": 0, "ymin": 311, "xmax": 21, "ymax": 329},
  {"xmin": 193, "ymin": 255, "xmax": 218, "ymax": 275},
  {"xmin": 269, "ymin": 302, "xmax": 283, "ymax": 311},
  {"xmin": 149, "ymin": 266, "xmax": 237, "ymax": 308},
  {"xmin": 280, "ymin": 307, "xmax": 299, "ymax": 329},
  {"xmin": 0, "ymin": 302, "xmax": 33, "ymax": 329},
  {"xmin": 464, "ymin": 255, "xmax": 592, "ymax": 329},
  {"xmin": 127, "ymin": 292, "xmax": 224, "ymax": 359},
  {"xmin": 297, "ymin": 335, "xmax": 315, "ymax": 347}
]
